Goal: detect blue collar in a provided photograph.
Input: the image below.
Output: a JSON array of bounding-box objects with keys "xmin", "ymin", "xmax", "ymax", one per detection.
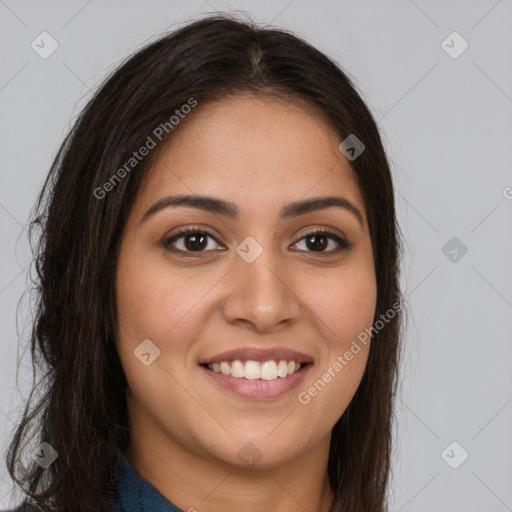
[{"xmin": 111, "ymin": 453, "xmax": 183, "ymax": 512}]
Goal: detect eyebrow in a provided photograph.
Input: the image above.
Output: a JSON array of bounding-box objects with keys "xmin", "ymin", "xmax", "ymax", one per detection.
[{"xmin": 141, "ymin": 194, "xmax": 365, "ymax": 228}]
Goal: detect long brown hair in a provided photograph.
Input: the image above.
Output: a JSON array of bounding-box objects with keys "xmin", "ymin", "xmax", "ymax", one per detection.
[{"xmin": 5, "ymin": 13, "xmax": 404, "ymax": 512}]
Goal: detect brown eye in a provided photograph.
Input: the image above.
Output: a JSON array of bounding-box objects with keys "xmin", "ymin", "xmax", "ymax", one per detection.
[
  {"xmin": 291, "ymin": 230, "xmax": 352, "ymax": 253},
  {"xmin": 163, "ymin": 228, "xmax": 222, "ymax": 253}
]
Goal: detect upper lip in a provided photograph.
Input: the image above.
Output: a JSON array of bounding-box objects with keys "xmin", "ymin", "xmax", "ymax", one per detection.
[{"xmin": 199, "ymin": 347, "xmax": 314, "ymax": 365}]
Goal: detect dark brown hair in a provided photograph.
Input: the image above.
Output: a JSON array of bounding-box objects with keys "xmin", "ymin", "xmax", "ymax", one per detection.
[{"xmin": 5, "ymin": 12, "xmax": 404, "ymax": 512}]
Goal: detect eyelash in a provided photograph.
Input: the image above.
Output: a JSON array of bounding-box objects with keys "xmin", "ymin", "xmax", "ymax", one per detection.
[{"xmin": 162, "ymin": 227, "xmax": 353, "ymax": 256}]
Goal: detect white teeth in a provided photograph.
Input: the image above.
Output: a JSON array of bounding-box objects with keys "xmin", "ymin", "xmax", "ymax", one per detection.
[
  {"xmin": 260, "ymin": 361, "xmax": 278, "ymax": 380},
  {"xmin": 231, "ymin": 360, "xmax": 245, "ymax": 378},
  {"xmin": 206, "ymin": 359, "xmax": 303, "ymax": 380},
  {"xmin": 220, "ymin": 361, "xmax": 231, "ymax": 375},
  {"xmin": 277, "ymin": 360, "xmax": 288, "ymax": 378},
  {"xmin": 244, "ymin": 360, "xmax": 260, "ymax": 379}
]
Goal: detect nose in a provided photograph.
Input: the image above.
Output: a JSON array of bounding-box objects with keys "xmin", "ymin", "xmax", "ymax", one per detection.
[{"xmin": 220, "ymin": 243, "xmax": 301, "ymax": 333}]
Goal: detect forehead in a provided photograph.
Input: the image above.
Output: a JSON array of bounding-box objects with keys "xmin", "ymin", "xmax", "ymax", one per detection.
[{"xmin": 139, "ymin": 94, "xmax": 365, "ymax": 220}]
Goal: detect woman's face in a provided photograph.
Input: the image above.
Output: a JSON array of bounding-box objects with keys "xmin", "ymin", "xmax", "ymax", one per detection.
[{"xmin": 116, "ymin": 94, "xmax": 377, "ymax": 468}]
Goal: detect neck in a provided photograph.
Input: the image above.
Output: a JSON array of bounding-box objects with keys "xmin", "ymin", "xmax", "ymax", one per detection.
[{"xmin": 124, "ymin": 414, "xmax": 333, "ymax": 512}]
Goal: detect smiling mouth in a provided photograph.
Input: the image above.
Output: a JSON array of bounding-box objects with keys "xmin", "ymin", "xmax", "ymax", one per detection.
[
  {"xmin": 200, "ymin": 359, "xmax": 311, "ymax": 380},
  {"xmin": 199, "ymin": 359, "xmax": 313, "ymax": 399}
]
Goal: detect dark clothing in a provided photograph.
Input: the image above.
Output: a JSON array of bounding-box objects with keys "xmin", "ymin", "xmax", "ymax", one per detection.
[{"xmin": 109, "ymin": 453, "xmax": 183, "ymax": 511}]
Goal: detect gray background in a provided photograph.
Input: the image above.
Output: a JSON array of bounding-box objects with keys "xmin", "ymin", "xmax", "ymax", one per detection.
[{"xmin": 1, "ymin": 0, "xmax": 511, "ymax": 510}]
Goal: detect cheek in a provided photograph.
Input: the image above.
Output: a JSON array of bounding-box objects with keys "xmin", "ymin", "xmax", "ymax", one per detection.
[
  {"xmin": 309, "ymin": 262, "xmax": 377, "ymax": 349},
  {"xmin": 116, "ymin": 248, "xmax": 204, "ymax": 342},
  {"xmin": 115, "ymin": 251, "xmax": 206, "ymax": 430},
  {"xmin": 115, "ymin": 247, "xmax": 221, "ymax": 402},
  {"xmin": 294, "ymin": 262, "xmax": 376, "ymax": 423}
]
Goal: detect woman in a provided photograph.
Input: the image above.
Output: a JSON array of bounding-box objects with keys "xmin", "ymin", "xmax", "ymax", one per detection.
[{"xmin": 5, "ymin": 13, "xmax": 404, "ymax": 512}]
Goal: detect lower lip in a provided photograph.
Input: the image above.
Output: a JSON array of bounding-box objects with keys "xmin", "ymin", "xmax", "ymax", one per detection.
[{"xmin": 200, "ymin": 364, "xmax": 313, "ymax": 399}]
